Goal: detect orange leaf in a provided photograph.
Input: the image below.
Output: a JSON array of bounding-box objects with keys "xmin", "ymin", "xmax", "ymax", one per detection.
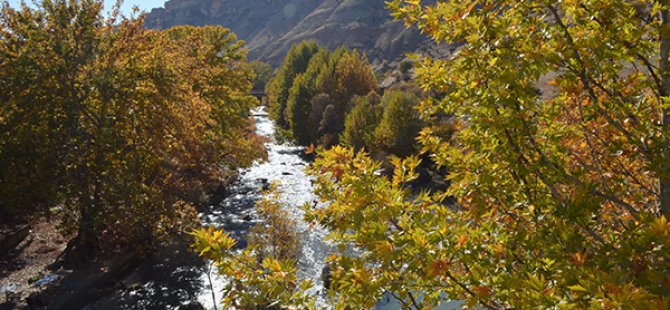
[
  {"xmin": 573, "ymin": 251, "xmax": 588, "ymax": 266},
  {"xmin": 305, "ymin": 143, "xmax": 316, "ymax": 155},
  {"xmin": 458, "ymin": 234, "xmax": 469, "ymax": 247}
]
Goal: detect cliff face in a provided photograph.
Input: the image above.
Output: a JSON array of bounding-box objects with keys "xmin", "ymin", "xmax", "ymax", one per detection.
[{"xmin": 145, "ymin": 0, "xmax": 438, "ymax": 67}]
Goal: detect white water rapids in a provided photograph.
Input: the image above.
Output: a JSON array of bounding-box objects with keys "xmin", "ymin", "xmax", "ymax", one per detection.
[
  {"xmin": 197, "ymin": 107, "xmax": 332, "ymax": 309},
  {"xmin": 86, "ymin": 107, "xmax": 459, "ymax": 309}
]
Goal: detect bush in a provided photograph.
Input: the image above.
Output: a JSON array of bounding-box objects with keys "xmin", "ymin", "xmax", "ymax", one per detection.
[
  {"xmin": 192, "ymin": 187, "xmax": 310, "ymax": 308},
  {"xmin": 398, "ymin": 59, "xmax": 414, "ymax": 77},
  {"xmin": 373, "ymin": 90, "xmax": 423, "ymax": 157},
  {"xmin": 246, "ymin": 188, "xmax": 302, "ymax": 263},
  {"xmin": 340, "ymin": 93, "xmax": 382, "ymax": 151}
]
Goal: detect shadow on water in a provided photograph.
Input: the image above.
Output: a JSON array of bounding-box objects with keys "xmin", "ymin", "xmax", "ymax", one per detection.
[
  {"xmin": 86, "ymin": 174, "xmax": 267, "ymax": 310},
  {"xmin": 86, "ymin": 246, "xmax": 205, "ymax": 310},
  {"xmin": 82, "ymin": 107, "xmax": 462, "ymax": 310},
  {"xmin": 85, "ymin": 107, "xmax": 305, "ymax": 309},
  {"xmin": 200, "ymin": 181, "xmax": 267, "ymax": 248}
]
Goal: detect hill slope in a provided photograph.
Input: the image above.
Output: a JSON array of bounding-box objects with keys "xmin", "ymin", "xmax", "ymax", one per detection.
[{"xmin": 145, "ymin": 0, "xmax": 440, "ymax": 67}]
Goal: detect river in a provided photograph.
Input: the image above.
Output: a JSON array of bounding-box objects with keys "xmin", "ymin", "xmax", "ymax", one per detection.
[
  {"xmin": 86, "ymin": 107, "xmax": 458, "ymax": 309},
  {"xmin": 196, "ymin": 107, "xmax": 332, "ymax": 309}
]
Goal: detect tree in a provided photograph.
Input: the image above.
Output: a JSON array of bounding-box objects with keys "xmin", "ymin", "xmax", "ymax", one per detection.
[
  {"xmin": 198, "ymin": 0, "xmax": 670, "ymax": 308},
  {"xmin": 249, "ymin": 61, "xmax": 274, "ymax": 94},
  {"xmin": 312, "ymin": 0, "xmax": 670, "ymax": 307},
  {"xmin": 0, "ymin": 1, "xmax": 264, "ymax": 257},
  {"xmin": 303, "ymin": 49, "xmax": 379, "ymax": 147},
  {"xmin": 333, "ymin": 50, "xmax": 378, "ymax": 107},
  {"xmin": 314, "ymin": 48, "xmax": 347, "ymax": 98},
  {"xmin": 286, "ymin": 49, "xmax": 330, "ymax": 145},
  {"xmin": 323, "ymin": 50, "xmax": 378, "ymax": 144},
  {"xmin": 373, "ymin": 90, "xmax": 423, "ymax": 157},
  {"xmin": 317, "ymin": 104, "xmax": 340, "ymax": 148},
  {"xmin": 340, "ymin": 93, "xmax": 382, "ymax": 151},
  {"xmin": 286, "ymin": 74, "xmax": 316, "ymax": 146},
  {"xmin": 275, "ymin": 44, "xmax": 378, "ymax": 147},
  {"xmin": 309, "ymin": 93, "xmax": 335, "ymax": 141},
  {"xmin": 266, "ymin": 41, "xmax": 321, "ymax": 129}
]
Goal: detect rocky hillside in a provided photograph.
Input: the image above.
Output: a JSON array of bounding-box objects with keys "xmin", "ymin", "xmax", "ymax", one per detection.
[{"xmin": 145, "ymin": 0, "xmax": 442, "ymax": 67}]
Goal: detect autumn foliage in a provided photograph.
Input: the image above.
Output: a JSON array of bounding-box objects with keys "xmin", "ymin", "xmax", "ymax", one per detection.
[
  {"xmin": 267, "ymin": 43, "xmax": 378, "ymax": 147},
  {"xmin": 0, "ymin": 1, "xmax": 265, "ymax": 255},
  {"xmin": 192, "ymin": 187, "xmax": 313, "ymax": 308},
  {"xmin": 196, "ymin": 0, "xmax": 670, "ymax": 308}
]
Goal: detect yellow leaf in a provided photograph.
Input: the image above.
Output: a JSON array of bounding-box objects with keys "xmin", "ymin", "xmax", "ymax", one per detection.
[{"xmin": 374, "ymin": 240, "xmax": 395, "ymax": 256}]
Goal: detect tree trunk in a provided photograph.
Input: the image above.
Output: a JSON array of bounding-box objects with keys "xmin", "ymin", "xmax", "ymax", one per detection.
[
  {"xmin": 66, "ymin": 203, "xmax": 97, "ymax": 266},
  {"xmin": 659, "ymin": 4, "xmax": 670, "ymax": 218},
  {"xmin": 66, "ymin": 174, "xmax": 100, "ymax": 266}
]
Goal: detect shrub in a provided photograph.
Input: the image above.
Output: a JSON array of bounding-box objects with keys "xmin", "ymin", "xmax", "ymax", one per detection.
[
  {"xmin": 340, "ymin": 94, "xmax": 382, "ymax": 151},
  {"xmin": 192, "ymin": 187, "xmax": 311, "ymax": 308},
  {"xmin": 398, "ymin": 59, "xmax": 414, "ymax": 77},
  {"xmin": 372, "ymin": 90, "xmax": 423, "ymax": 157}
]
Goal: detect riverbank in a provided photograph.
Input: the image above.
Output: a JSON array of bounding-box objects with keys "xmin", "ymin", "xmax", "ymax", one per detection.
[
  {"xmin": 0, "ymin": 217, "xmax": 70, "ymax": 309},
  {"xmin": 0, "ymin": 214, "xmax": 220, "ymax": 310},
  {"xmin": 81, "ymin": 107, "xmax": 332, "ymax": 309}
]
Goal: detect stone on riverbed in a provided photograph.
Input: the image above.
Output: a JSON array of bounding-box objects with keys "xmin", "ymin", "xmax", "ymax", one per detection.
[
  {"xmin": 32, "ymin": 274, "xmax": 60, "ymax": 287},
  {"xmin": 1, "ymin": 283, "xmax": 18, "ymax": 302}
]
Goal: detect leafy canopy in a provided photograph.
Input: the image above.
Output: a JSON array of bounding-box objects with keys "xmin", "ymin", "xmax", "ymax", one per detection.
[
  {"xmin": 198, "ymin": 0, "xmax": 670, "ymax": 308},
  {"xmin": 0, "ymin": 0, "xmax": 264, "ymax": 254},
  {"xmin": 268, "ymin": 42, "xmax": 377, "ymax": 147}
]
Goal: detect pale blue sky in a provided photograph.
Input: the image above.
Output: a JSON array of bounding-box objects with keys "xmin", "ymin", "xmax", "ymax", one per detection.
[{"xmin": 3, "ymin": 0, "xmax": 167, "ymax": 15}]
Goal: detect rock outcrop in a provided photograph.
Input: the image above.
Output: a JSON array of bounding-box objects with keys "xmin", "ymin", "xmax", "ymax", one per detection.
[{"xmin": 146, "ymin": 0, "xmax": 441, "ymax": 67}]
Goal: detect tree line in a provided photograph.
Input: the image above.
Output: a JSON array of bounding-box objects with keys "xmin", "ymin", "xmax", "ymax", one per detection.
[{"xmin": 266, "ymin": 41, "xmax": 428, "ymax": 159}]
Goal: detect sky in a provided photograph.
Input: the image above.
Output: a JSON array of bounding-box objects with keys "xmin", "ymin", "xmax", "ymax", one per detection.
[{"xmin": 3, "ymin": 0, "xmax": 168, "ymax": 15}]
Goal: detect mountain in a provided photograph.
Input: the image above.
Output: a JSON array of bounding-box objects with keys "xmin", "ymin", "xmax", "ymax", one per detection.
[{"xmin": 145, "ymin": 0, "xmax": 441, "ymax": 67}]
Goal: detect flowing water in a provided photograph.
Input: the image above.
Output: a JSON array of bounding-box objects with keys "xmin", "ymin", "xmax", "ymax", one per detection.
[
  {"xmin": 196, "ymin": 107, "xmax": 332, "ymax": 308},
  {"xmin": 87, "ymin": 107, "xmax": 458, "ymax": 309},
  {"xmin": 88, "ymin": 107, "xmax": 330, "ymax": 309}
]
